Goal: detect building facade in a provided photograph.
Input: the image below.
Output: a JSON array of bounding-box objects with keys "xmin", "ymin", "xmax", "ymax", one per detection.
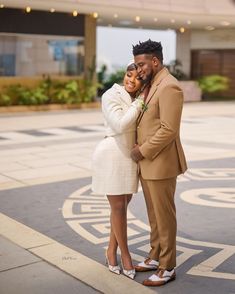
[{"xmin": 0, "ymin": 0, "xmax": 235, "ymax": 97}]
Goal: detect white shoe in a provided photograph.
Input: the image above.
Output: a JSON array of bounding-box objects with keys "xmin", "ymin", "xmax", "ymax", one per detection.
[
  {"xmin": 121, "ymin": 260, "xmax": 136, "ymax": 280},
  {"xmin": 143, "ymin": 269, "xmax": 176, "ymax": 286},
  {"xmin": 105, "ymin": 251, "xmax": 121, "ymax": 275},
  {"xmin": 135, "ymin": 258, "xmax": 159, "ymax": 272}
]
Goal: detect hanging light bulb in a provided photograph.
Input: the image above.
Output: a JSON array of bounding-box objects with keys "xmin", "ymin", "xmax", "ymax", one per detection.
[
  {"xmin": 73, "ymin": 10, "xmax": 78, "ymax": 17},
  {"xmin": 93, "ymin": 12, "xmax": 98, "ymax": 18},
  {"xmin": 26, "ymin": 6, "xmax": 31, "ymax": 13}
]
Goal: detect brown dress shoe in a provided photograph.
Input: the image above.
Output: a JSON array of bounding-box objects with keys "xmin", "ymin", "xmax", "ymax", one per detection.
[
  {"xmin": 143, "ymin": 268, "xmax": 176, "ymax": 286},
  {"xmin": 135, "ymin": 258, "xmax": 159, "ymax": 272}
]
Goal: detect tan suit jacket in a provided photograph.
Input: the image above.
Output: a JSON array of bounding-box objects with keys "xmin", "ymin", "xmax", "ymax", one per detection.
[{"xmin": 137, "ymin": 67, "xmax": 187, "ymax": 180}]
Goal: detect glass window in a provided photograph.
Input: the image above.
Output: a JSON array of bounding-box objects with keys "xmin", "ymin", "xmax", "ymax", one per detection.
[{"xmin": 0, "ymin": 33, "xmax": 84, "ymax": 77}]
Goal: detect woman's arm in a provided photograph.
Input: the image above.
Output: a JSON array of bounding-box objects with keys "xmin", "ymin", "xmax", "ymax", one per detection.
[{"xmin": 102, "ymin": 90, "xmax": 142, "ymax": 134}]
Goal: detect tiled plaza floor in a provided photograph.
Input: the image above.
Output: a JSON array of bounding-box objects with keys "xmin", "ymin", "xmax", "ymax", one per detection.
[{"xmin": 0, "ymin": 101, "xmax": 235, "ymax": 294}]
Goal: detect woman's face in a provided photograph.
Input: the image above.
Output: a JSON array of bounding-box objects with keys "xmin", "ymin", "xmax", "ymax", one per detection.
[{"xmin": 123, "ymin": 69, "xmax": 142, "ymax": 94}]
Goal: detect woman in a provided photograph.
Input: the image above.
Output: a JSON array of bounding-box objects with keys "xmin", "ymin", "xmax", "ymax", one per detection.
[{"xmin": 92, "ymin": 63, "xmax": 144, "ymax": 279}]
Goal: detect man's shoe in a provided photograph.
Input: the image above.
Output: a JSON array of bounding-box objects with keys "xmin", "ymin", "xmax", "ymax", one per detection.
[
  {"xmin": 143, "ymin": 268, "xmax": 176, "ymax": 286},
  {"xmin": 135, "ymin": 258, "xmax": 159, "ymax": 272}
]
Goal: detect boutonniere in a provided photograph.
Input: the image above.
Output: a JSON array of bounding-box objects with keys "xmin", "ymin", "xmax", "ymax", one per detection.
[{"xmin": 135, "ymin": 96, "xmax": 148, "ymax": 112}]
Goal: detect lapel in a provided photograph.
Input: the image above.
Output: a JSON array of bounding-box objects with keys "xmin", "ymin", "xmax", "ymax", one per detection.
[
  {"xmin": 113, "ymin": 83, "xmax": 132, "ymax": 106},
  {"xmin": 137, "ymin": 67, "xmax": 170, "ymax": 126}
]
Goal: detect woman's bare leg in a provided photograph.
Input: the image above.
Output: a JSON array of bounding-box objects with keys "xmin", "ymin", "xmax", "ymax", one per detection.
[
  {"xmin": 107, "ymin": 195, "xmax": 132, "ymax": 265},
  {"xmin": 107, "ymin": 194, "xmax": 133, "ymax": 270}
]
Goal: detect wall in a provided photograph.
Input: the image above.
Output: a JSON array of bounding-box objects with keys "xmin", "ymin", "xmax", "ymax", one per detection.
[
  {"xmin": 176, "ymin": 31, "xmax": 191, "ymax": 77},
  {"xmin": 176, "ymin": 28, "xmax": 235, "ymax": 79},
  {"xmin": 191, "ymin": 29, "xmax": 235, "ymax": 50}
]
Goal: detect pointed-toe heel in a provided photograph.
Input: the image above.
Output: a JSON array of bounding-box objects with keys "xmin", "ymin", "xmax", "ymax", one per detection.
[
  {"xmin": 105, "ymin": 251, "xmax": 121, "ymax": 275},
  {"xmin": 123, "ymin": 268, "xmax": 136, "ymax": 280},
  {"xmin": 121, "ymin": 261, "xmax": 136, "ymax": 280}
]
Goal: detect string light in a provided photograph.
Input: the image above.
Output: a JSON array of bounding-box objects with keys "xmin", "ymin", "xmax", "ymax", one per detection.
[
  {"xmin": 26, "ymin": 7, "xmax": 31, "ymax": 13},
  {"xmin": 93, "ymin": 12, "xmax": 98, "ymax": 18},
  {"xmin": 135, "ymin": 16, "xmax": 140, "ymax": 22},
  {"xmin": 179, "ymin": 27, "xmax": 185, "ymax": 33},
  {"xmin": 73, "ymin": 10, "xmax": 78, "ymax": 17}
]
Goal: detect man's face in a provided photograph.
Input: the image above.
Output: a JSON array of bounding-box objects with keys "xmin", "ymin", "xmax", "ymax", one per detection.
[{"xmin": 134, "ymin": 54, "xmax": 157, "ymax": 82}]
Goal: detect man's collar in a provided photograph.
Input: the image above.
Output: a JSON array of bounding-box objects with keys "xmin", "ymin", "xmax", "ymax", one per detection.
[{"xmin": 151, "ymin": 67, "xmax": 169, "ymax": 86}]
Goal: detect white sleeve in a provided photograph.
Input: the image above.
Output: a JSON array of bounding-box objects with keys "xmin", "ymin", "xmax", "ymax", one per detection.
[{"xmin": 102, "ymin": 91, "xmax": 142, "ymax": 134}]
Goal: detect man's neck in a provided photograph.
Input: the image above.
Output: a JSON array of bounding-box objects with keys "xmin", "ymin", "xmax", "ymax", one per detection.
[{"xmin": 151, "ymin": 64, "xmax": 164, "ymax": 82}]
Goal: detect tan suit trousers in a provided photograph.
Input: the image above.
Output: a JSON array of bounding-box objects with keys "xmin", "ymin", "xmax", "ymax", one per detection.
[{"xmin": 140, "ymin": 175, "xmax": 177, "ymax": 269}]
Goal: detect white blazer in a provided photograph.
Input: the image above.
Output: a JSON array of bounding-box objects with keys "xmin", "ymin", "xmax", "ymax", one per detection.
[{"xmin": 92, "ymin": 83, "xmax": 142, "ymax": 195}]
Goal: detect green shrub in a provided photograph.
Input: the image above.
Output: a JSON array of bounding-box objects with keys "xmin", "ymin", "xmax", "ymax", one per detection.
[
  {"xmin": 53, "ymin": 79, "xmax": 101, "ymax": 104},
  {"xmin": 0, "ymin": 77, "xmax": 101, "ymax": 106},
  {"xmin": 98, "ymin": 68, "xmax": 125, "ymax": 95},
  {"xmin": 0, "ymin": 84, "xmax": 49, "ymax": 106},
  {"xmin": 198, "ymin": 75, "xmax": 230, "ymax": 94},
  {"xmin": 0, "ymin": 93, "xmax": 12, "ymax": 106}
]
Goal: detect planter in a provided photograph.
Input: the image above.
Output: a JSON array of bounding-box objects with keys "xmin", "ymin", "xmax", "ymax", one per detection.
[
  {"xmin": 0, "ymin": 102, "xmax": 101, "ymax": 113},
  {"xmin": 179, "ymin": 81, "xmax": 202, "ymax": 102}
]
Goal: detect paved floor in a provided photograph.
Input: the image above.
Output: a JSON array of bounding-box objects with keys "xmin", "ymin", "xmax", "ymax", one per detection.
[{"xmin": 0, "ymin": 101, "xmax": 235, "ymax": 294}]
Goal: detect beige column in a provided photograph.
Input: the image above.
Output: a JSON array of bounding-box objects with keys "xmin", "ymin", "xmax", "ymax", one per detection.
[
  {"xmin": 176, "ymin": 30, "xmax": 191, "ymax": 78},
  {"xmin": 84, "ymin": 15, "xmax": 96, "ymax": 80}
]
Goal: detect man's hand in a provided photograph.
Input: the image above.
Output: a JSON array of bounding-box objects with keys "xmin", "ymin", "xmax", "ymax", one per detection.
[{"xmin": 131, "ymin": 144, "xmax": 144, "ymax": 163}]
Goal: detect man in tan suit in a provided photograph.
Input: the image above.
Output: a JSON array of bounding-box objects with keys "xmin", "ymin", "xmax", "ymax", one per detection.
[{"xmin": 131, "ymin": 39, "xmax": 187, "ymax": 286}]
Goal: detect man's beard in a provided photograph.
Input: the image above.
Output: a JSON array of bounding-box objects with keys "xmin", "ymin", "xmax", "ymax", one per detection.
[{"xmin": 142, "ymin": 71, "xmax": 153, "ymax": 83}]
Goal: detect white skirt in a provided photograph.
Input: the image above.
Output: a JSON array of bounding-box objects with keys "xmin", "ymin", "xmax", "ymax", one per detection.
[{"xmin": 92, "ymin": 136, "xmax": 138, "ymax": 195}]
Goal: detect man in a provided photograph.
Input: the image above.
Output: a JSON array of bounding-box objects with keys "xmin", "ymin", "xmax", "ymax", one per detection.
[{"xmin": 130, "ymin": 39, "xmax": 187, "ymax": 286}]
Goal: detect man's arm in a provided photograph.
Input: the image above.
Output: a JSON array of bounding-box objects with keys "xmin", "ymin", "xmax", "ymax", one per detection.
[{"xmin": 139, "ymin": 84, "xmax": 184, "ymax": 161}]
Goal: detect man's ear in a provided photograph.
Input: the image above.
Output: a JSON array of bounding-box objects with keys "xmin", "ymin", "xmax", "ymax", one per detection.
[{"xmin": 152, "ymin": 56, "xmax": 159, "ymax": 67}]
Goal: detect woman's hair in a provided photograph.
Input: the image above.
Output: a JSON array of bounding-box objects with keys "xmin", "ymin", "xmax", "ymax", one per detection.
[{"xmin": 126, "ymin": 62, "xmax": 137, "ymax": 72}]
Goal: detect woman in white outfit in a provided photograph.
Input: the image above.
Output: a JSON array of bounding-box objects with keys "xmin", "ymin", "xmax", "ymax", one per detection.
[{"xmin": 92, "ymin": 63, "xmax": 144, "ymax": 279}]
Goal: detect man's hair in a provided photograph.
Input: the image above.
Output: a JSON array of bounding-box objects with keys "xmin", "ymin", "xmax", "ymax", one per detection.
[{"xmin": 132, "ymin": 39, "xmax": 163, "ymax": 63}]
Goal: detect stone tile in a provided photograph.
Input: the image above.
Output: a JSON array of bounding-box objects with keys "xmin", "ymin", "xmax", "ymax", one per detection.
[
  {"xmin": 18, "ymin": 130, "xmax": 55, "ymax": 137},
  {"xmin": 2, "ymin": 165, "xmax": 86, "ymax": 181},
  {"xmin": 0, "ymin": 132, "xmax": 35, "ymax": 141},
  {"xmin": 0, "ymin": 154, "xmax": 43, "ymax": 163},
  {"xmin": 30, "ymin": 242, "xmax": 155, "ymax": 294},
  {"xmin": 0, "ymin": 260, "xmax": 100, "ymax": 294},
  {"xmin": 0, "ymin": 162, "xmax": 29, "ymax": 172},
  {"xmin": 0, "ymin": 236, "xmax": 40, "ymax": 272},
  {"xmin": 0, "ymin": 174, "xmax": 16, "ymax": 184},
  {"xmin": 36, "ymin": 149, "xmax": 88, "ymax": 159},
  {"xmin": 0, "ymin": 213, "xmax": 54, "ymax": 249},
  {"xmin": 40, "ymin": 128, "xmax": 82, "ymax": 135},
  {"xmin": 0, "ymin": 147, "xmax": 46, "ymax": 157},
  {"xmin": 20, "ymin": 156, "xmax": 80, "ymax": 168}
]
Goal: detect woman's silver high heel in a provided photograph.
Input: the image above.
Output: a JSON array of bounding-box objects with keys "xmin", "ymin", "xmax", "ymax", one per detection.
[
  {"xmin": 105, "ymin": 251, "xmax": 121, "ymax": 275},
  {"xmin": 121, "ymin": 260, "xmax": 136, "ymax": 280}
]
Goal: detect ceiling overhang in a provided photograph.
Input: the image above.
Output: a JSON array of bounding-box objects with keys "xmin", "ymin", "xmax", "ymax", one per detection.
[{"xmin": 1, "ymin": 0, "xmax": 235, "ymax": 31}]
